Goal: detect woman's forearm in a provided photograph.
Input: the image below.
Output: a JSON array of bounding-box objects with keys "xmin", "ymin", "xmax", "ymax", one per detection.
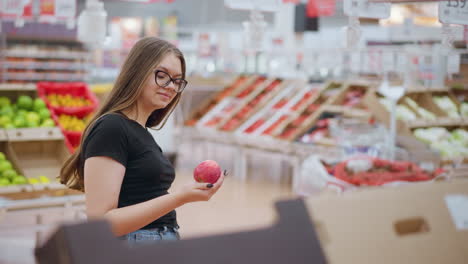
[{"xmin": 101, "ymin": 192, "xmax": 186, "ymax": 236}]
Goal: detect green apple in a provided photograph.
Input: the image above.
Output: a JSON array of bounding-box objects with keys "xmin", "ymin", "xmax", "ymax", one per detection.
[
  {"xmin": 26, "ymin": 112, "xmax": 40, "ymax": 124},
  {"xmin": 0, "ymin": 160, "xmax": 13, "ymax": 172},
  {"xmin": 0, "ymin": 97, "xmax": 11, "ymax": 108},
  {"xmin": 0, "ymin": 178, "xmax": 9, "ymax": 186},
  {"xmin": 0, "ymin": 152, "xmax": 6, "ymax": 161},
  {"xmin": 13, "ymin": 116, "xmax": 27, "ymax": 128},
  {"xmin": 2, "ymin": 169, "xmax": 16, "ymax": 180},
  {"xmin": 38, "ymin": 108, "xmax": 51, "ymax": 121},
  {"xmin": 0, "ymin": 116, "xmax": 11, "ymax": 128},
  {"xmin": 17, "ymin": 95, "xmax": 33, "ymax": 110},
  {"xmin": 0, "ymin": 106, "xmax": 14, "ymax": 119},
  {"xmin": 33, "ymin": 98, "xmax": 47, "ymax": 112},
  {"xmin": 40, "ymin": 119, "xmax": 55, "ymax": 128},
  {"xmin": 12, "ymin": 176, "xmax": 27, "ymax": 185},
  {"xmin": 4, "ymin": 123, "xmax": 15, "ymax": 129}
]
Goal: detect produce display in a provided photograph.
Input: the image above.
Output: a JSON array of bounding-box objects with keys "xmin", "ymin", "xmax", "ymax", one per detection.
[
  {"xmin": 332, "ymin": 157, "xmax": 440, "ymax": 186},
  {"xmin": 379, "ymin": 98, "xmax": 417, "ymax": 121},
  {"xmin": 414, "ymin": 127, "xmax": 468, "ymax": 160},
  {"xmin": 433, "ymin": 96, "xmax": 460, "ymax": 118},
  {"xmin": 185, "ymin": 76, "xmax": 250, "ymax": 126},
  {"xmin": 276, "ymin": 83, "xmax": 342, "ymax": 140},
  {"xmin": 46, "ymin": 94, "xmax": 93, "ymax": 108},
  {"xmin": 201, "ymin": 77, "xmax": 267, "ymax": 128},
  {"xmin": 0, "ymin": 95, "xmax": 54, "ymax": 129},
  {"xmin": 239, "ymin": 83, "xmax": 318, "ymax": 136},
  {"xmin": 404, "ymin": 97, "xmax": 436, "ymax": 120},
  {"xmin": 0, "ymin": 152, "xmax": 27, "ymax": 186},
  {"xmin": 37, "ymin": 82, "xmax": 99, "ymax": 152},
  {"xmin": 297, "ymin": 112, "xmax": 339, "ymax": 144},
  {"xmin": 220, "ymin": 79, "xmax": 282, "ymax": 132},
  {"xmin": 333, "ymin": 85, "xmax": 367, "ymax": 108},
  {"xmin": 57, "ymin": 114, "xmax": 91, "ymax": 132}
]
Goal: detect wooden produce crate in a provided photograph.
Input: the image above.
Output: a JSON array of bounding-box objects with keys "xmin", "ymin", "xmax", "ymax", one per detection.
[
  {"xmin": 0, "ymin": 89, "xmax": 61, "ymax": 141},
  {"xmin": 235, "ymin": 80, "xmax": 309, "ymax": 137},
  {"xmin": 219, "ymin": 78, "xmax": 287, "ymax": 132},
  {"xmin": 294, "ymin": 106, "xmax": 373, "ymax": 147},
  {"xmin": 362, "ymin": 89, "xmax": 417, "ymax": 135},
  {"xmin": 197, "ymin": 76, "xmax": 270, "ymax": 129},
  {"xmin": 327, "ymin": 82, "xmax": 373, "ymax": 110},
  {"xmin": 275, "ymin": 81, "xmax": 343, "ymax": 141},
  {"xmin": 0, "ymin": 139, "xmax": 81, "ymax": 200},
  {"xmin": 184, "ymin": 75, "xmax": 257, "ymax": 126},
  {"xmin": 0, "ymin": 141, "xmax": 33, "ymax": 196}
]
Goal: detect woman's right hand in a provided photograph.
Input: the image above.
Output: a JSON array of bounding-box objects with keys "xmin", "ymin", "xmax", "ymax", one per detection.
[{"xmin": 176, "ymin": 173, "xmax": 225, "ymax": 204}]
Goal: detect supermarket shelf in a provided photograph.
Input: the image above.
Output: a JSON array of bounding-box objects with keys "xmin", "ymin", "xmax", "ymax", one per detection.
[
  {"xmin": 3, "ymin": 75, "xmax": 86, "ymax": 82},
  {"xmin": 4, "ymin": 50, "xmax": 87, "ymax": 60},
  {"xmin": 0, "ymin": 83, "xmax": 36, "ymax": 91},
  {"xmin": 5, "ymin": 127, "xmax": 64, "ymax": 142},
  {"xmin": 407, "ymin": 118, "xmax": 468, "ymax": 128},
  {"xmin": 3, "ymin": 64, "xmax": 89, "ymax": 71}
]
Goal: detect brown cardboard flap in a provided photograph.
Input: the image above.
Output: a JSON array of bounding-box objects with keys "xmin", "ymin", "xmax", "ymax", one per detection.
[
  {"xmin": 9, "ymin": 139, "xmax": 70, "ymax": 180},
  {"xmin": 308, "ymin": 180, "xmax": 468, "ymax": 263}
]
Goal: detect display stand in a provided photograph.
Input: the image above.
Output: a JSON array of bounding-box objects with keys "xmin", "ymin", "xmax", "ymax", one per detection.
[{"xmin": 35, "ymin": 198, "xmax": 327, "ymax": 264}]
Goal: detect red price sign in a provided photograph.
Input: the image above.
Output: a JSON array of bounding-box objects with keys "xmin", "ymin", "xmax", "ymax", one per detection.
[{"xmin": 307, "ymin": 0, "xmax": 336, "ymax": 17}]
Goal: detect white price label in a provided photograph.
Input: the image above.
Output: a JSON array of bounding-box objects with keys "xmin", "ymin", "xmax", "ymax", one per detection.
[
  {"xmin": 447, "ymin": 54, "xmax": 461, "ymax": 74},
  {"xmin": 55, "ymin": 0, "xmax": 76, "ymax": 19},
  {"xmin": 344, "ymin": 0, "xmax": 391, "ymax": 19},
  {"xmin": 224, "ymin": 0, "xmax": 281, "ymax": 12},
  {"xmin": 445, "ymin": 195, "xmax": 468, "ymax": 230},
  {"xmin": 439, "ymin": 0, "xmax": 468, "ymax": 25},
  {"xmin": 1, "ymin": 0, "xmax": 28, "ymax": 15}
]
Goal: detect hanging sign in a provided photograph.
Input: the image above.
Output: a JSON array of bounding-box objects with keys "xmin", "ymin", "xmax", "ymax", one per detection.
[
  {"xmin": 343, "ymin": 0, "xmax": 391, "ymax": 19},
  {"xmin": 0, "ymin": 0, "xmax": 33, "ymax": 19},
  {"xmin": 307, "ymin": 0, "xmax": 336, "ymax": 17},
  {"xmin": 439, "ymin": 0, "xmax": 468, "ymax": 25}
]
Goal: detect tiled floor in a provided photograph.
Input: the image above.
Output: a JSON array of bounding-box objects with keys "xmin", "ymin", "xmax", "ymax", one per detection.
[{"xmin": 0, "ymin": 170, "xmax": 297, "ymax": 264}]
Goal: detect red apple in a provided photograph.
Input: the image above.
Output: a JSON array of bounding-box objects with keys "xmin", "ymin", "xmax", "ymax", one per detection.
[{"xmin": 194, "ymin": 160, "xmax": 221, "ymax": 184}]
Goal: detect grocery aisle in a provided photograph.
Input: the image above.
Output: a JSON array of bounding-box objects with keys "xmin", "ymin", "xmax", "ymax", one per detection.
[{"xmin": 0, "ymin": 171, "xmax": 295, "ymax": 264}]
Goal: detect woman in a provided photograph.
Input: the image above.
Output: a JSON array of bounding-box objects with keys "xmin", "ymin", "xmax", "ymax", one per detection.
[{"xmin": 60, "ymin": 37, "xmax": 224, "ymax": 244}]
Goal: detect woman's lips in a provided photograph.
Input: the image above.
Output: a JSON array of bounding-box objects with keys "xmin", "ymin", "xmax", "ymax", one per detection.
[{"xmin": 157, "ymin": 92, "xmax": 171, "ymax": 100}]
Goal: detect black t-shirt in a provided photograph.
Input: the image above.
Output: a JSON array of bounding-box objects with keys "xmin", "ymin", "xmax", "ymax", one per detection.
[{"xmin": 82, "ymin": 113, "xmax": 177, "ymax": 229}]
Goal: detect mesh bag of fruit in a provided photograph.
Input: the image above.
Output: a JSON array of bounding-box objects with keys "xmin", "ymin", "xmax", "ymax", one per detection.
[{"xmin": 333, "ymin": 157, "xmax": 444, "ymax": 186}]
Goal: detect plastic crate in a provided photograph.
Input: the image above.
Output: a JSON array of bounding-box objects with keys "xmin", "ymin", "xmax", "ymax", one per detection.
[{"xmin": 37, "ymin": 82, "xmax": 99, "ymax": 117}]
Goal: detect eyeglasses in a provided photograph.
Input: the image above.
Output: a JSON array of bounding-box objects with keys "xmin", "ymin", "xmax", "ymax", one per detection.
[{"xmin": 154, "ymin": 70, "xmax": 188, "ymax": 93}]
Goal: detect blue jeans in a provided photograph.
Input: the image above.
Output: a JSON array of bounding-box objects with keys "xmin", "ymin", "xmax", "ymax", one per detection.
[{"xmin": 120, "ymin": 226, "xmax": 180, "ymax": 245}]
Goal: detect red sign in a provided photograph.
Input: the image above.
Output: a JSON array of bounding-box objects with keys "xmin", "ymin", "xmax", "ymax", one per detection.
[
  {"xmin": 40, "ymin": 0, "xmax": 55, "ymax": 16},
  {"xmin": 306, "ymin": 0, "xmax": 335, "ymax": 18}
]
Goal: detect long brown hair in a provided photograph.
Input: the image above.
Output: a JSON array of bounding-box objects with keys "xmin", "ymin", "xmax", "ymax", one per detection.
[{"xmin": 60, "ymin": 37, "xmax": 186, "ymax": 191}]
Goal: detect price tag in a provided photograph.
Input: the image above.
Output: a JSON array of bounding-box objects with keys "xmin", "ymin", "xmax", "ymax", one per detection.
[
  {"xmin": 344, "ymin": 0, "xmax": 390, "ymax": 19},
  {"xmin": 447, "ymin": 54, "xmax": 461, "ymax": 74},
  {"xmin": 55, "ymin": 0, "xmax": 76, "ymax": 19},
  {"xmin": 439, "ymin": 0, "xmax": 468, "ymax": 25},
  {"xmin": 224, "ymin": 0, "xmax": 281, "ymax": 12}
]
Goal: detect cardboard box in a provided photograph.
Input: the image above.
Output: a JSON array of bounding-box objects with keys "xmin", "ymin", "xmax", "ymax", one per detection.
[{"xmin": 308, "ymin": 179, "xmax": 468, "ymax": 263}]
